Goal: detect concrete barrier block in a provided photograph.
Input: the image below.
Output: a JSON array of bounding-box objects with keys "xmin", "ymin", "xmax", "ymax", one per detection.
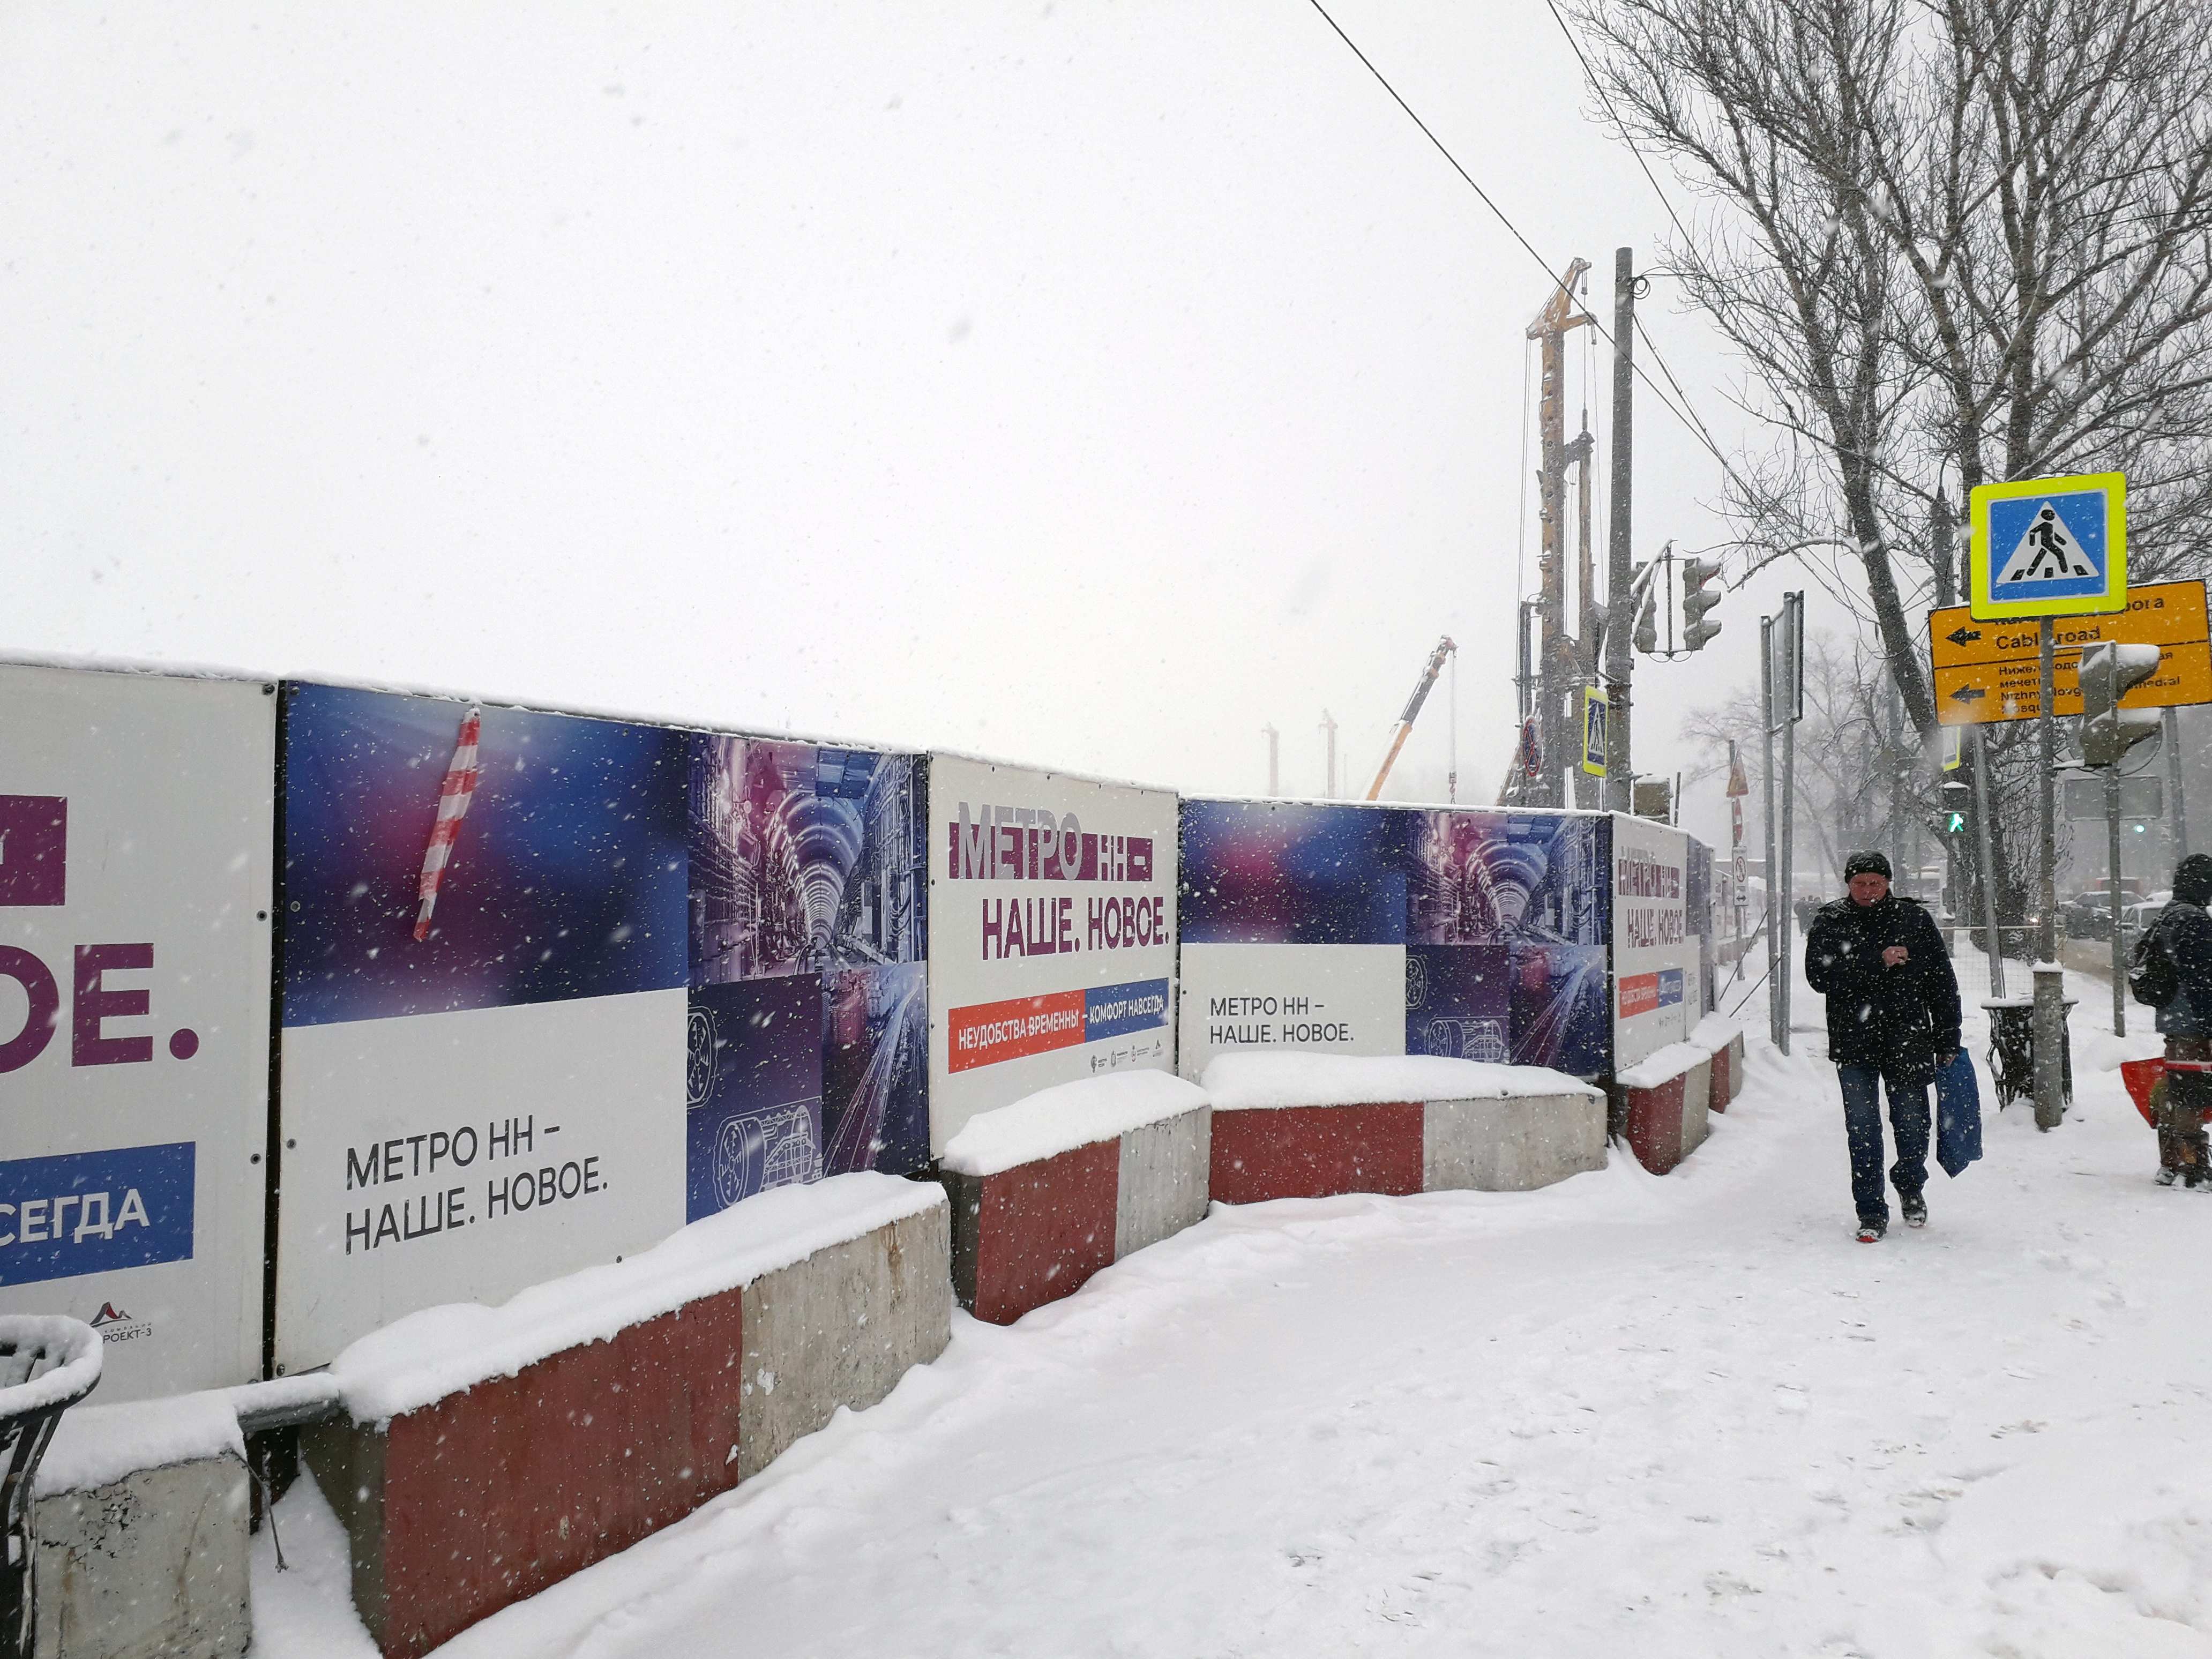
[
  {"xmin": 1115, "ymin": 1107, "xmax": 1211, "ymax": 1258},
  {"xmin": 1618, "ymin": 1074, "xmax": 1686, "ymax": 1174},
  {"xmin": 307, "ymin": 1289, "xmax": 746, "ymax": 1659},
  {"xmin": 1678, "ymin": 1056, "xmax": 1714, "ymax": 1159},
  {"xmin": 1209, "ymin": 1103, "xmax": 1425, "ymax": 1204},
  {"xmin": 1423, "ymin": 1092, "xmax": 1606, "ymax": 1192},
  {"xmin": 943, "ymin": 1139, "xmax": 1118, "ymax": 1326},
  {"xmin": 32, "ymin": 1454, "xmax": 251, "ymax": 1659},
  {"xmin": 739, "ymin": 1198, "xmax": 952, "ymax": 1472}
]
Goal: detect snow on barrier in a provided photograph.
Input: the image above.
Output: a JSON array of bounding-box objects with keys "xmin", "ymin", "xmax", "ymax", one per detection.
[
  {"xmin": 1201, "ymin": 1053, "xmax": 1606, "ymax": 1204},
  {"xmin": 300, "ymin": 1175, "xmax": 950, "ymax": 1659},
  {"xmin": 938, "ymin": 1073, "xmax": 1210, "ymax": 1325},
  {"xmin": 31, "ymin": 1387, "xmax": 250, "ymax": 1659},
  {"xmin": 1612, "ymin": 1042, "xmax": 1714, "ymax": 1176},
  {"xmin": 1692, "ymin": 1013, "xmax": 1746, "ymax": 1115}
]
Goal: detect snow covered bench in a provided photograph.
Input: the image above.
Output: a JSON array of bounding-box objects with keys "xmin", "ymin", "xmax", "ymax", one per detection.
[
  {"xmin": 1200, "ymin": 1053, "xmax": 1607, "ymax": 1204},
  {"xmin": 938, "ymin": 1073, "xmax": 1210, "ymax": 1325},
  {"xmin": 301, "ymin": 1174, "xmax": 950, "ymax": 1659},
  {"xmin": 32, "ymin": 1389, "xmax": 252, "ymax": 1659},
  {"xmin": 1613, "ymin": 1042, "xmax": 1714, "ymax": 1175},
  {"xmin": 1693, "ymin": 1013, "xmax": 1746, "ymax": 1114}
]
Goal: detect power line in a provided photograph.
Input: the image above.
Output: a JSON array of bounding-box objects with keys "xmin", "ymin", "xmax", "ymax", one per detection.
[
  {"xmin": 1541, "ymin": 0, "xmax": 1702, "ymax": 257},
  {"xmin": 1301, "ymin": 0, "xmax": 1753, "ymax": 540}
]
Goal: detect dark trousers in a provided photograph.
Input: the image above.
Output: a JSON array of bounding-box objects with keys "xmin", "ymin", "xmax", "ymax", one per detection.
[
  {"xmin": 1837, "ymin": 1065, "xmax": 1929, "ymax": 1223},
  {"xmin": 2160, "ymin": 1036, "xmax": 2212, "ymax": 1175}
]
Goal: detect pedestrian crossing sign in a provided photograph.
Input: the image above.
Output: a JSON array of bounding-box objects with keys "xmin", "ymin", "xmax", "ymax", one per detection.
[{"xmin": 1968, "ymin": 471, "xmax": 2126, "ymax": 619}]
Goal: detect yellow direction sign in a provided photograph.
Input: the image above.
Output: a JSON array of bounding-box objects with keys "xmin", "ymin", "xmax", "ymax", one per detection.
[
  {"xmin": 1931, "ymin": 580, "xmax": 2208, "ymax": 669},
  {"xmin": 1929, "ymin": 578, "xmax": 2211, "ymax": 726},
  {"xmin": 1934, "ymin": 639, "xmax": 2212, "ymax": 724}
]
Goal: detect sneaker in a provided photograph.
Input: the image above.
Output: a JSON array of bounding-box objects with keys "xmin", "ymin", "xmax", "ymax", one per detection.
[
  {"xmin": 2157, "ymin": 1167, "xmax": 2180, "ymax": 1187},
  {"xmin": 1902, "ymin": 1194, "xmax": 1927, "ymax": 1229},
  {"xmin": 1856, "ymin": 1217, "xmax": 1887, "ymax": 1243}
]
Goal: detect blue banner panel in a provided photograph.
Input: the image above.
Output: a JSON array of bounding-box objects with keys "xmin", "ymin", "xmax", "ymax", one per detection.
[
  {"xmin": 0, "ymin": 1141, "xmax": 195, "ymax": 1287},
  {"xmin": 1410, "ymin": 810, "xmax": 1610, "ymax": 947},
  {"xmin": 1178, "ymin": 801, "xmax": 1410, "ymax": 945},
  {"xmin": 1405, "ymin": 944, "xmax": 1511, "ymax": 1061},
  {"xmin": 686, "ymin": 975, "xmax": 824, "ymax": 1222},
  {"xmin": 281, "ymin": 683, "xmax": 689, "ymax": 1027},
  {"xmin": 1509, "ymin": 941, "xmax": 1611, "ymax": 1076},
  {"xmin": 1084, "ymin": 976, "xmax": 1171, "ymax": 1041}
]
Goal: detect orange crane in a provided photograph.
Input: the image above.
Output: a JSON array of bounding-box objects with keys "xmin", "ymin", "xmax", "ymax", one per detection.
[{"xmin": 1365, "ymin": 637, "xmax": 1458, "ymax": 801}]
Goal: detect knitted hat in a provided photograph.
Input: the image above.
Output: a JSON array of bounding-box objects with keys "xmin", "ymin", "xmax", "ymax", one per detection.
[
  {"xmin": 1842, "ymin": 850, "xmax": 1893, "ymax": 882},
  {"xmin": 2174, "ymin": 854, "xmax": 2212, "ymax": 906}
]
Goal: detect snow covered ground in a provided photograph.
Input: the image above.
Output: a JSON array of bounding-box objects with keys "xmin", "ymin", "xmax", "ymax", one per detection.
[{"xmin": 251, "ymin": 970, "xmax": 2212, "ymax": 1657}]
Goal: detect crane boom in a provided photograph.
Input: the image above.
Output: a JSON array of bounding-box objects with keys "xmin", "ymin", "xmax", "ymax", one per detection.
[{"xmin": 1365, "ymin": 637, "xmax": 1458, "ymax": 801}]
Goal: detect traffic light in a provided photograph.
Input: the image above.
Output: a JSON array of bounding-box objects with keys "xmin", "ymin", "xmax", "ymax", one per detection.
[
  {"xmin": 2079, "ymin": 641, "xmax": 2162, "ymax": 767},
  {"xmin": 1681, "ymin": 559, "xmax": 1724, "ymax": 652},
  {"xmin": 1633, "ymin": 571, "xmax": 1658, "ymax": 654},
  {"xmin": 1940, "ymin": 778, "xmax": 1970, "ymax": 835}
]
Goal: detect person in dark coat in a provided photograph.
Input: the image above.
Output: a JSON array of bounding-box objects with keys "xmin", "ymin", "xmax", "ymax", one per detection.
[
  {"xmin": 1804, "ymin": 850, "xmax": 1963, "ymax": 1240},
  {"xmin": 2150, "ymin": 853, "xmax": 2212, "ymax": 1186}
]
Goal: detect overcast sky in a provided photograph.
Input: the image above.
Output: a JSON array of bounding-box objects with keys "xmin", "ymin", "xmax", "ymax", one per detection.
[{"xmin": 3, "ymin": 2, "xmax": 1836, "ymax": 846}]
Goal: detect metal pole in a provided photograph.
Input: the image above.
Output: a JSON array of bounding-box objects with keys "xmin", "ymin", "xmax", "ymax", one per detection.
[
  {"xmin": 1321, "ymin": 711, "xmax": 1337, "ymax": 799},
  {"xmin": 1605, "ymin": 247, "xmax": 1635, "ymax": 815},
  {"xmin": 1447, "ymin": 650, "xmax": 1458, "ymax": 804},
  {"xmin": 1779, "ymin": 593, "xmax": 1802, "ymax": 1054},
  {"xmin": 1762, "ymin": 616, "xmax": 1782, "ymax": 1049},
  {"xmin": 2166, "ymin": 706, "xmax": 2188, "ymax": 863},
  {"xmin": 2038, "ymin": 618, "xmax": 2058, "ymax": 962},
  {"xmin": 1970, "ymin": 725, "xmax": 2008, "ymax": 999},
  {"xmin": 2034, "ymin": 617, "xmax": 2066, "ymax": 1130},
  {"xmin": 2108, "ymin": 763, "xmax": 2126, "ymax": 1037},
  {"xmin": 1264, "ymin": 724, "xmax": 1279, "ymax": 796},
  {"xmin": 2034, "ymin": 961, "xmax": 2067, "ymax": 1131}
]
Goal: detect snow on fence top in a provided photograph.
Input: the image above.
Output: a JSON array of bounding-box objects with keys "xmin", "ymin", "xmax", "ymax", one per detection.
[
  {"xmin": 331, "ymin": 1172, "xmax": 943, "ymax": 1424},
  {"xmin": 1201, "ymin": 1052, "xmax": 1601, "ymax": 1112},
  {"xmin": 1690, "ymin": 1012, "xmax": 1743, "ymax": 1052},
  {"xmin": 36, "ymin": 1388, "xmax": 243, "ymax": 1497},
  {"xmin": 1616, "ymin": 1042, "xmax": 1711, "ymax": 1092},
  {"xmin": 940, "ymin": 1071, "xmax": 1208, "ymax": 1177}
]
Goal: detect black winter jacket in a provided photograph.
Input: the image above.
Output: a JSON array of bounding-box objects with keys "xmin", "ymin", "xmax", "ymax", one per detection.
[
  {"xmin": 2153, "ymin": 900, "xmax": 2212, "ymax": 1038},
  {"xmin": 1804, "ymin": 893, "xmax": 1962, "ymax": 1079}
]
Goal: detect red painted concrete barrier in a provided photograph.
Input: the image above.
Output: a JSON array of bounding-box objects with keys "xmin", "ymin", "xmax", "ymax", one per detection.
[
  {"xmin": 1209, "ymin": 1101, "xmax": 1425, "ymax": 1203},
  {"xmin": 306, "ymin": 1176, "xmax": 951, "ymax": 1659},
  {"xmin": 940, "ymin": 1073, "xmax": 1210, "ymax": 1325},
  {"xmin": 1692, "ymin": 1017, "xmax": 1747, "ymax": 1114},
  {"xmin": 1612, "ymin": 1043, "xmax": 1714, "ymax": 1176},
  {"xmin": 1201, "ymin": 1054, "xmax": 1607, "ymax": 1205}
]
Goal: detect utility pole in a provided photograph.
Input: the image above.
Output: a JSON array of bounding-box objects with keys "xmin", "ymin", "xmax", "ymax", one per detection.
[
  {"xmin": 1320, "ymin": 709, "xmax": 1338, "ymax": 800},
  {"xmin": 1568, "ymin": 421, "xmax": 1598, "ymax": 810},
  {"xmin": 1263, "ymin": 724, "xmax": 1280, "ymax": 796},
  {"xmin": 1528, "ymin": 258, "xmax": 1593, "ymax": 809},
  {"xmin": 2038, "ymin": 618, "xmax": 2058, "ymax": 965},
  {"xmin": 1605, "ymin": 247, "xmax": 1635, "ymax": 814}
]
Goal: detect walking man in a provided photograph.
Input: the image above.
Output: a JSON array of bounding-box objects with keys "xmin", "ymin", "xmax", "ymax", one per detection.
[
  {"xmin": 2145, "ymin": 853, "xmax": 2212, "ymax": 1186},
  {"xmin": 1805, "ymin": 851, "xmax": 1962, "ymax": 1242}
]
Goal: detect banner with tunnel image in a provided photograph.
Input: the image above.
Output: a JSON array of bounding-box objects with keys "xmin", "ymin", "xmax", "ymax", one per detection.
[
  {"xmin": 272, "ymin": 685, "xmax": 929, "ymax": 1374},
  {"xmin": 685, "ymin": 737, "xmax": 927, "ymax": 1217},
  {"xmin": 1177, "ymin": 801, "xmax": 1612, "ymax": 1081}
]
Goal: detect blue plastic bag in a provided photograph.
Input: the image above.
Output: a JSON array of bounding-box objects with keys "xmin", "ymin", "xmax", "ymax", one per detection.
[{"xmin": 1936, "ymin": 1049, "xmax": 1983, "ymax": 1177}]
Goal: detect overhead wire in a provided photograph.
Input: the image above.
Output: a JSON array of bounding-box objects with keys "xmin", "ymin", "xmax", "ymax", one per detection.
[{"xmin": 1300, "ymin": 0, "xmax": 1751, "ymax": 520}]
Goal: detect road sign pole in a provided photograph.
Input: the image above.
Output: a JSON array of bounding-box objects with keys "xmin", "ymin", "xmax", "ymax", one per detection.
[
  {"xmin": 1779, "ymin": 592, "xmax": 1802, "ymax": 1052},
  {"xmin": 2108, "ymin": 764, "xmax": 2127, "ymax": 1037},
  {"xmin": 2038, "ymin": 617, "xmax": 2059, "ymax": 963},
  {"xmin": 2167, "ymin": 706, "xmax": 2189, "ymax": 863},
  {"xmin": 2035, "ymin": 616, "xmax": 2065, "ymax": 1130},
  {"xmin": 1761, "ymin": 615, "xmax": 1783, "ymax": 1051},
  {"xmin": 1971, "ymin": 726, "xmax": 2007, "ymax": 999}
]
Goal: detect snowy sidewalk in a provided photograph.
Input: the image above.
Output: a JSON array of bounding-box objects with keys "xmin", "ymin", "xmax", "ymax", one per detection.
[{"xmin": 256, "ymin": 995, "xmax": 2212, "ymax": 1658}]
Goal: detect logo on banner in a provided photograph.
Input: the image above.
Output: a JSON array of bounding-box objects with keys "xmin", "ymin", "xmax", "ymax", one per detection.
[
  {"xmin": 1618, "ymin": 969, "xmax": 1685, "ymax": 1020},
  {"xmin": 0, "ymin": 1142, "xmax": 196, "ymax": 1289},
  {"xmin": 86, "ymin": 1299, "xmax": 155, "ymax": 1344},
  {"xmin": 947, "ymin": 977, "xmax": 1169, "ymax": 1072},
  {"xmin": 0, "ymin": 796, "xmax": 67, "ymax": 906}
]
